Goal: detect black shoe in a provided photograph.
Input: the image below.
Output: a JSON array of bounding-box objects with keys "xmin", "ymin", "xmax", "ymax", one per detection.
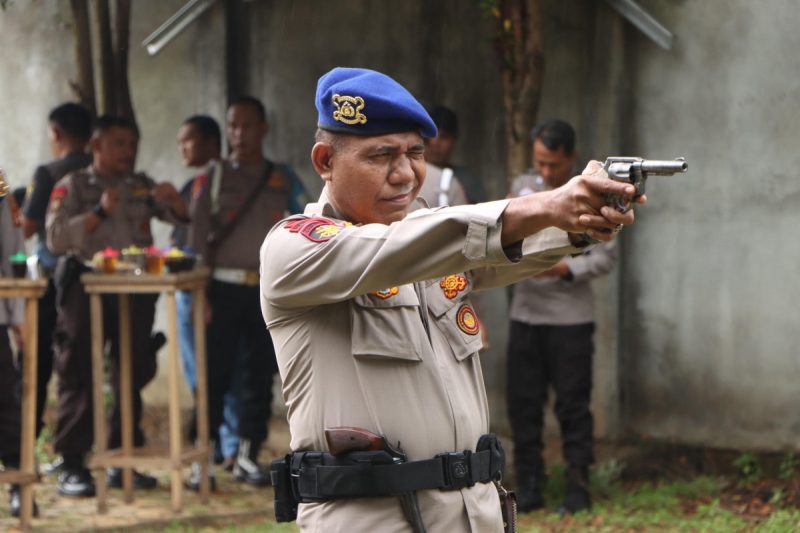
[
  {"xmin": 516, "ymin": 484, "xmax": 545, "ymax": 513},
  {"xmin": 557, "ymin": 466, "xmax": 591, "ymax": 516},
  {"xmin": 107, "ymin": 468, "xmax": 158, "ymax": 490},
  {"xmin": 187, "ymin": 461, "xmax": 216, "ymax": 492},
  {"xmin": 42, "ymin": 456, "xmax": 65, "ymax": 476},
  {"xmin": 9, "ymin": 485, "xmax": 39, "ymax": 518},
  {"xmin": 57, "ymin": 467, "xmax": 96, "ymax": 497},
  {"xmin": 232, "ymin": 440, "xmax": 270, "ymax": 487}
]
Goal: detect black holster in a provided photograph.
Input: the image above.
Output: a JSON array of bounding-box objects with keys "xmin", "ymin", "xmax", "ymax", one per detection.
[{"xmin": 54, "ymin": 254, "xmax": 89, "ymax": 310}]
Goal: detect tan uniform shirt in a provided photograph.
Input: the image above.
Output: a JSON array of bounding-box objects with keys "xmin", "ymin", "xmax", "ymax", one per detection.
[
  {"xmin": 187, "ymin": 159, "xmax": 289, "ymax": 270},
  {"xmin": 260, "ymin": 188, "xmax": 578, "ymax": 533},
  {"xmin": 418, "ymin": 163, "xmax": 470, "ymax": 207},
  {"xmin": 46, "ymin": 166, "xmax": 178, "ymax": 260}
]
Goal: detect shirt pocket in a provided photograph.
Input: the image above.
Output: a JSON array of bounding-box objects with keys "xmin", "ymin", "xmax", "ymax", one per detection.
[
  {"xmin": 426, "ymin": 279, "xmax": 483, "ymax": 362},
  {"xmin": 350, "ymin": 287, "xmax": 424, "ymax": 362}
]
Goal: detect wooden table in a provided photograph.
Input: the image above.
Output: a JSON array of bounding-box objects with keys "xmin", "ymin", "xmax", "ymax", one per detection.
[
  {"xmin": 0, "ymin": 278, "xmax": 47, "ymax": 531},
  {"xmin": 81, "ymin": 268, "xmax": 211, "ymax": 514}
]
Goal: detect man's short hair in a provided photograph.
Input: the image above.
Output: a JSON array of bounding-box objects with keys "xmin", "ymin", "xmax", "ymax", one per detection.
[
  {"xmin": 314, "ymin": 128, "xmax": 349, "ymax": 152},
  {"xmin": 426, "ymin": 104, "xmax": 458, "ymax": 137},
  {"xmin": 531, "ymin": 119, "xmax": 575, "ymax": 155},
  {"xmin": 49, "ymin": 102, "xmax": 93, "ymax": 141},
  {"xmin": 93, "ymin": 114, "xmax": 140, "ymax": 137},
  {"xmin": 228, "ymin": 95, "xmax": 267, "ymax": 123},
  {"xmin": 183, "ymin": 115, "xmax": 221, "ymax": 152}
]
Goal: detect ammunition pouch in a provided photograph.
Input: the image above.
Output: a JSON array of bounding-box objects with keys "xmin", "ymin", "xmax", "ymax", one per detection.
[{"xmin": 54, "ymin": 254, "xmax": 89, "ymax": 310}]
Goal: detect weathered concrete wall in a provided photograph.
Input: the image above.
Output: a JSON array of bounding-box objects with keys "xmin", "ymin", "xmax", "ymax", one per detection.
[{"xmin": 620, "ymin": 0, "xmax": 800, "ymax": 450}]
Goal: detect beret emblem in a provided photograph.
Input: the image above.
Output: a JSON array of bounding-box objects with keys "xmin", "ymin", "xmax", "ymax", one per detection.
[{"xmin": 332, "ymin": 94, "xmax": 367, "ymax": 125}]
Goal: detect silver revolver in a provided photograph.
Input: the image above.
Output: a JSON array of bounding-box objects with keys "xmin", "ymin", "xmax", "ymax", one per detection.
[{"xmin": 603, "ymin": 157, "xmax": 688, "ymax": 212}]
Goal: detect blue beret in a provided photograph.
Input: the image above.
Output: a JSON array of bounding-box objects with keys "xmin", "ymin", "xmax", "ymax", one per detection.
[{"xmin": 316, "ymin": 67, "xmax": 437, "ymax": 139}]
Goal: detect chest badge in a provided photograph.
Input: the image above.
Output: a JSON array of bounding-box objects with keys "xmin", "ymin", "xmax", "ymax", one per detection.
[
  {"xmin": 284, "ymin": 216, "xmax": 350, "ymax": 242},
  {"xmin": 440, "ymin": 274, "xmax": 468, "ymax": 299},
  {"xmin": 372, "ymin": 287, "xmax": 399, "ymax": 299},
  {"xmin": 456, "ymin": 304, "xmax": 480, "ymax": 336}
]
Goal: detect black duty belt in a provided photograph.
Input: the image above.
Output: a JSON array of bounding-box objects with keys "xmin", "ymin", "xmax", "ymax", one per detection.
[{"xmin": 287, "ymin": 435, "xmax": 505, "ymax": 502}]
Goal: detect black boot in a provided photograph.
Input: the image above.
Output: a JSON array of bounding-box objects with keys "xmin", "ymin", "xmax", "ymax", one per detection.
[
  {"xmin": 233, "ymin": 439, "xmax": 270, "ymax": 487},
  {"xmin": 516, "ymin": 468, "xmax": 545, "ymax": 513},
  {"xmin": 557, "ymin": 465, "xmax": 591, "ymax": 516},
  {"xmin": 9, "ymin": 484, "xmax": 40, "ymax": 518},
  {"xmin": 56, "ymin": 454, "xmax": 96, "ymax": 498},
  {"xmin": 107, "ymin": 468, "xmax": 158, "ymax": 489}
]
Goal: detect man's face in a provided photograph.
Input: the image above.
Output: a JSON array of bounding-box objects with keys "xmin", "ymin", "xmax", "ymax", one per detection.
[
  {"xmin": 533, "ymin": 138, "xmax": 575, "ymax": 188},
  {"xmin": 321, "ymin": 132, "xmax": 426, "ymax": 225},
  {"xmin": 226, "ymin": 103, "xmax": 267, "ymax": 159},
  {"xmin": 177, "ymin": 123, "xmax": 216, "ymax": 168},
  {"xmin": 424, "ymin": 131, "xmax": 456, "ymax": 167},
  {"xmin": 92, "ymin": 126, "xmax": 138, "ymax": 176}
]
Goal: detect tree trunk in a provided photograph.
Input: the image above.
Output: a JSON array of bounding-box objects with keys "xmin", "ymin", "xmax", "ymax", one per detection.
[
  {"xmin": 485, "ymin": 0, "xmax": 545, "ymax": 180},
  {"xmin": 69, "ymin": 0, "xmax": 96, "ymax": 114},
  {"xmin": 94, "ymin": 0, "xmax": 116, "ymax": 115},
  {"xmin": 114, "ymin": 0, "xmax": 134, "ymax": 120}
]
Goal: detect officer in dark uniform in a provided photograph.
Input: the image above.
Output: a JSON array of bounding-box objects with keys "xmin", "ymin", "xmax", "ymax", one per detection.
[
  {"xmin": 187, "ymin": 96, "xmax": 306, "ymax": 487},
  {"xmin": 20, "ymin": 103, "xmax": 93, "ymax": 468},
  {"xmin": 45, "ymin": 115, "xmax": 187, "ymax": 497}
]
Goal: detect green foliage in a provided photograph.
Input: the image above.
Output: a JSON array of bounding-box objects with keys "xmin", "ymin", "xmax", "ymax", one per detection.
[
  {"xmin": 591, "ymin": 458, "xmax": 626, "ymax": 498},
  {"xmin": 35, "ymin": 425, "xmax": 54, "ymax": 466},
  {"xmin": 733, "ymin": 452, "xmax": 763, "ymax": 483},
  {"xmin": 778, "ymin": 452, "xmax": 799, "ymax": 480}
]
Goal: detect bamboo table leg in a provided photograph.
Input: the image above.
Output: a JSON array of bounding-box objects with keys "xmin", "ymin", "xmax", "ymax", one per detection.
[
  {"xmin": 90, "ymin": 294, "xmax": 108, "ymax": 514},
  {"xmin": 19, "ymin": 297, "xmax": 39, "ymax": 531},
  {"xmin": 118, "ymin": 294, "xmax": 134, "ymax": 503},
  {"xmin": 193, "ymin": 287, "xmax": 210, "ymax": 502},
  {"xmin": 165, "ymin": 291, "xmax": 183, "ymax": 513}
]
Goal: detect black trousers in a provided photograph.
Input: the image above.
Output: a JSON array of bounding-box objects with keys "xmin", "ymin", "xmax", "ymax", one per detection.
[
  {"xmin": 15, "ymin": 279, "xmax": 56, "ymax": 438},
  {"xmin": 0, "ymin": 326, "xmax": 21, "ymax": 462},
  {"xmin": 53, "ymin": 280, "xmax": 158, "ymax": 457},
  {"xmin": 506, "ymin": 321, "xmax": 595, "ymax": 486},
  {"xmin": 202, "ymin": 280, "xmax": 276, "ymax": 447}
]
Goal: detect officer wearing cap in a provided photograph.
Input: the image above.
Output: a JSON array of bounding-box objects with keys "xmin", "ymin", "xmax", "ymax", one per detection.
[{"xmin": 260, "ymin": 67, "xmax": 639, "ymax": 532}]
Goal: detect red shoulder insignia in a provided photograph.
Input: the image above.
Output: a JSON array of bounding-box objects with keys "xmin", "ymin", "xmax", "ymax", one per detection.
[
  {"xmin": 192, "ymin": 174, "xmax": 208, "ymax": 200},
  {"xmin": 284, "ymin": 217, "xmax": 349, "ymax": 242},
  {"xmin": 266, "ymin": 169, "xmax": 287, "ymax": 190},
  {"xmin": 49, "ymin": 185, "xmax": 68, "ymax": 212}
]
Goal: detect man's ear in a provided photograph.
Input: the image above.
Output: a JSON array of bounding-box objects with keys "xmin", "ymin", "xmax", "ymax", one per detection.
[
  {"xmin": 89, "ymin": 134, "xmax": 102, "ymax": 153},
  {"xmin": 311, "ymin": 142, "xmax": 335, "ymax": 182}
]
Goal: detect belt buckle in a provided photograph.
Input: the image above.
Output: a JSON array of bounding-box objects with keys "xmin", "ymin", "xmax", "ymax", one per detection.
[
  {"xmin": 244, "ymin": 270, "xmax": 260, "ymax": 286},
  {"xmin": 437, "ymin": 451, "xmax": 473, "ymax": 490}
]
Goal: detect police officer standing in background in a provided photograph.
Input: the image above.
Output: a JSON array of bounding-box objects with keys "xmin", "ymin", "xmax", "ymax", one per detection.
[
  {"xmin": 187, "ymin": 96, "xmax": 306, "ymax": 487},
  {"xmin": 260, "ymin": 67, "xmax": 639, "ymax": 532},
  {"xmin": 20, "ymin": 103, "xmax": 93, "ymax": 454},
  {"xmin": 506, "ymin": 119, "xmax": 616, "ymax": 515},
  {"xmin": 46, "ymin": 115, "xmax": 187, "ymax": 497}
]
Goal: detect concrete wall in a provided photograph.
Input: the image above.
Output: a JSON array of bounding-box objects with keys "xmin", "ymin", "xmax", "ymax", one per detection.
[{"xmin": 619, "ymin": 0, "xmax": 800, "ymax": 450}]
